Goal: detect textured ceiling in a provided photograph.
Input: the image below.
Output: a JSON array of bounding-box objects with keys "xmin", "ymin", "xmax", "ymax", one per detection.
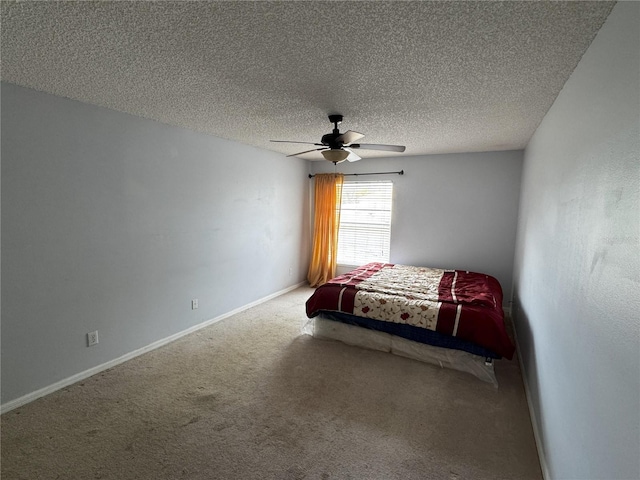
[{"xmin": 1, "ymin": 1, "xmax": 614, "ymax": 160}]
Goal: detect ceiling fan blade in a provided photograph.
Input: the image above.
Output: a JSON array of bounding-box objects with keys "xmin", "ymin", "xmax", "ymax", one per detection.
[
  {"xmin": 271, "ymin": 140, "xmax": 324, "ymax": 146},
  {"xmin": 344, "ymin": 148, "xmax": 361, "ymax": 162},
  {"xmin": 286, "ymin": 147, "xmax": 327, "ymax": 157},
  {"xmin": 350, "ymin": 143, "xmax": 406, "ymax": 153},
  {"xmin": 336, "ymin": 130, "xmax": 365, "ymax": 145}
]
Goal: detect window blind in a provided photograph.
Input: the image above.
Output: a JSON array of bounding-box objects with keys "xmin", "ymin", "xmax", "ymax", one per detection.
[{"xmin": 337, "ymin": 181, "xmax": 393, "ymax": 266}]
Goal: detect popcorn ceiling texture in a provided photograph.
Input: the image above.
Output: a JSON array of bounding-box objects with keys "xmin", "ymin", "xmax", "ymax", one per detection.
[{"xmin": 1, "ymin": 1, "xmax": 614, "ymax": 158}]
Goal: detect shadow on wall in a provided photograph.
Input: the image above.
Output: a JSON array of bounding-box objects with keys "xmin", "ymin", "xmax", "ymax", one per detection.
[{"xmin": 512, "ymin": 289, "xmax": 546, "ymax": 469}]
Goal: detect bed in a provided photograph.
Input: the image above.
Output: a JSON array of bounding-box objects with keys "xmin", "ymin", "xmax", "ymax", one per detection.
[{"xmin": 304, "ymin": 262, "xmax": 515, "ymax": 386}]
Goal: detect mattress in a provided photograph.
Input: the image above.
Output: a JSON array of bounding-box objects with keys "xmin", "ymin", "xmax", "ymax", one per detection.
[{"xmin": 303, "ymin": 315, "xmax": 499, "ymax": 386}]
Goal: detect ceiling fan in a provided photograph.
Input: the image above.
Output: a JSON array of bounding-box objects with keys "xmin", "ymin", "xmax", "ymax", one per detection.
[{"xmin": 271, "ymin": 114, "xmax": 406, "ymax": 163}]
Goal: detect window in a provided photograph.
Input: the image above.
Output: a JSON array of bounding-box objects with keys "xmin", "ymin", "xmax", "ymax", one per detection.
[{"xmin": 337, "ymin": 181, "xmax": 393, "ymax": 266}]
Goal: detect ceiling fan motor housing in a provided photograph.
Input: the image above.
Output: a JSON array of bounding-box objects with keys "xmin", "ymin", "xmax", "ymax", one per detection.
[
  {"xmin": 321, "ymin": 132, "xmax": 343, "ymax": 149},
  {"xmin": 323, "ymin": 114, "xmax": 345, "ymax": 149}
]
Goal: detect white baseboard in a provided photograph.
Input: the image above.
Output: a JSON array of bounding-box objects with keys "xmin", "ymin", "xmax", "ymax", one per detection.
[
  {"xmin": 511, "ymin": 321, "xmax": 551, "ymax": 480},
  {"xmin": 1, "ymin": 281, "xmax": 307, "ymax": 414}
]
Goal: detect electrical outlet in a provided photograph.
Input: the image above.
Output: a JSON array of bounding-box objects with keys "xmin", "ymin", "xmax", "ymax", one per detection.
[
  {"xmin": 289, "ymin": 266, "xmax": 293, "ymax": 276},
  {"xmin": 192, "ymin": 298, "xmax": 199, "ymax": 310},
  {"xmin": 87, "ymin": 330, "xmax": 99, "ymax": 347}
]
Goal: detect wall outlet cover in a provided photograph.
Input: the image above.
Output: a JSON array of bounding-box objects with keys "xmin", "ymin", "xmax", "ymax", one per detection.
[{"xmin": 87, "ymin": 331, "xmax": 99, "ymax": 347}]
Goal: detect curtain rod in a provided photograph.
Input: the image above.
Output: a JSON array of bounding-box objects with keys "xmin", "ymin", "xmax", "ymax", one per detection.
[{"xmin": 308, "ymin": 170, "xmax": 404, "ymax": 179}]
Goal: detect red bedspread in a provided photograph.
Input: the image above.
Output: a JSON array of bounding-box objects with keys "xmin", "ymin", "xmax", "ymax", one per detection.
[{"xmin": 306, "ymin": 263, "xmax": 515, "ymax": 359}]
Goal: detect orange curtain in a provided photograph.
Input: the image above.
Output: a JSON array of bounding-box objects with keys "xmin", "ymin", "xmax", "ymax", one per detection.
[{"xmin": 307, "ymin": 173, "xmax": 344, "ymax": 287}]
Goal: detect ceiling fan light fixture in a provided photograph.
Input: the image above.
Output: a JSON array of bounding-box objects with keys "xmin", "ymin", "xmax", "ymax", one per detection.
[{"xmin": 322, "ymin": 149, "xmax": 349, "ymax": 163}]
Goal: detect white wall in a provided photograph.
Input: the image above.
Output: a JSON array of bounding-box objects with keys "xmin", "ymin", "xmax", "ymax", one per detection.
[
  {"xmin": 311, "ymin": 150, "xmax": 523, "ymax": 302},
  {"xmin": 1, "ymin": 83, "xmax": 310, "ymax": 405},
  {"xmin": 512, "ymin": 3, "xmax": 639, "ymax": 479}
]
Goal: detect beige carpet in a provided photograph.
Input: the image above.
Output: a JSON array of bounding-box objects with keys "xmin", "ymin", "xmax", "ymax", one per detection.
[{"xmin": 1, "ymin": 287, "xmax": 542, "ymax": 480}]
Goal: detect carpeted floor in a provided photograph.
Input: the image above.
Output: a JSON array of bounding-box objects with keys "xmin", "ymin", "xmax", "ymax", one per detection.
[{"xmin": 1, "ymin": 286, "xmax": 542, "ymax": 480}]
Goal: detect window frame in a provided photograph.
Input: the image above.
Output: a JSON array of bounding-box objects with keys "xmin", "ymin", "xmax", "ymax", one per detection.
[{"xmin": 336, "ymin": 180, "xmax": 394, "ymax": 267}]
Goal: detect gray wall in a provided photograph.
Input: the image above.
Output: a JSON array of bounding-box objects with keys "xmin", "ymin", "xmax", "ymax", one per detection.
[
  {"xmin": 512, "ymin": 3, "xmax": 639, "ymax": 479},
  {"xmin": 1, "ymin": 83, "xmax": 310, "ymax": 405},
  {"xmin": 311, "ymin": 150, "xmax": 523, "ymax": 302}
]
